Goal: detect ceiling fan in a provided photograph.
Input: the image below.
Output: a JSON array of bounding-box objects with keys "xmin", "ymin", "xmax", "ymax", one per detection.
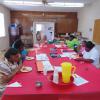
[{"xmin": 42, "ymin": 0, "xmax": 48, "ymax": 5}]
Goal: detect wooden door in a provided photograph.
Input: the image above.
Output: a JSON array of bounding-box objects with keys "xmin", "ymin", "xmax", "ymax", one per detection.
[{"xmin": 93, "ymin": 19, "xmax": 100, "ymax": 44}]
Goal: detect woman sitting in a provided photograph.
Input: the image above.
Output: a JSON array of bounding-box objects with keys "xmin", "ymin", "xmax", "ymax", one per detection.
[
  {"xmin": 12, "ymin": 39, "xmax": 28, "ymax": 61},
  {"xmin": 75, "ymin": 41, "xmax": 100, "ymax": 68},
  {"xmin": 36, "ymin": 31, "xmax": 42, "ymax": 45},
  {"xmin": 35, "ymin": 31, "xmax": 48, "ymax": 47},
  {"xmin": 65, "ymin": 35, "xmax": 80, "ymax": 49}
]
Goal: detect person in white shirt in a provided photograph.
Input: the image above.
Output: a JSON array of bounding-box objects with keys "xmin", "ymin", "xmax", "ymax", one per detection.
[{"xmin": 76, "ymin": 41, "xmax": 100, "ymax": 68}]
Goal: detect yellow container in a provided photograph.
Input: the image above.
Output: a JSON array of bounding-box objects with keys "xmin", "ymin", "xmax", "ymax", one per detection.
[{"xmin": 61, "ymin": 62, "xmax": 72, "ymax": 83}]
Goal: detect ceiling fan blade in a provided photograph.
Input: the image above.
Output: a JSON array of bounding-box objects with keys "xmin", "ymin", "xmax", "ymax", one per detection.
[{"xmin": 42, "ymin": 0, "xmax": 48, "ymax": 5}]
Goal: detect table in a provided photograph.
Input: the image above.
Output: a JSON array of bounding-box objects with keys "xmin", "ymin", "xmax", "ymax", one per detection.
[{"xmin": 1, "ymin": 44, "xmax": 100, "ymax": 100}]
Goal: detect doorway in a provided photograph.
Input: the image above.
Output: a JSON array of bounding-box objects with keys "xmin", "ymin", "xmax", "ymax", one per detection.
[{"xmin": 33, "ymin": 22, "xmax": 55, "ymax": 44}]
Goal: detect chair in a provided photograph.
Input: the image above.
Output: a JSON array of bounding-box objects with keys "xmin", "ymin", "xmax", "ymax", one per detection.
[{"xmin": 21, "ymin": 34, "xmax": 33, "ymax": 48}]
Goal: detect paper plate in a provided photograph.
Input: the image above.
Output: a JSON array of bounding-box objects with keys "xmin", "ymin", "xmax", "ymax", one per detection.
[
  {"xmin": 55, "ymin": 45, "xmax": 62, "ymax": 48},
  {"xmin": 26, "ymin": 56, "xmax": 34, "ymax": 60},
  {"xmin": 48, "ymin": 73, "xmax": 74, "ymax": 87},
  {"xmin": 20, "ymin": 67, "xmax": 32, "ymax": 72}
]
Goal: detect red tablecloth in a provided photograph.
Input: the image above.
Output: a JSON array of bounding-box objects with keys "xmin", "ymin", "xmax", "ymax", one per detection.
[{"xmin": 1, "ymin": 44, "xmax": 100, "ymax": 100}]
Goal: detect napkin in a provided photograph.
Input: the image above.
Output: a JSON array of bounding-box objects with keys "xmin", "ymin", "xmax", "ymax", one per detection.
[
  {"xmin": 73, "ymin": 74, "xmax": 89, "ymax": 86},
  {"xmin": 7, "ymin": 82, "xmax": 22, "ymax": 87},
  {"xmin": 60, "ymin": 52, "xmax": 76, "ymax": 58},
  {"xmin": 42, "ymin": 61, "xmax": 54, "ymax": 71},
  {"xmin": 54, "ymin": 67, "xmax": 62, "ymax": 72}
]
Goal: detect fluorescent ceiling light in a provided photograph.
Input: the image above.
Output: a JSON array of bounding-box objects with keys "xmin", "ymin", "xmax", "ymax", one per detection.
[
  {"xmin": 3, "ymin": 0, "xmax": 42, "ymax": 6},
  {"xmin": 48, "ymin": 2, "xmax": 84, "ymax": 7},
  {"xmin": 4, "ymin": 0, "xmax": 23, "ymax": 5},
  {"xmin": 3, "ymin": 1, "xmax": 84, "ymax": 7},
  {"xmin": 23, "ymin": 1, "xmax": 42, "ymax": 5}
]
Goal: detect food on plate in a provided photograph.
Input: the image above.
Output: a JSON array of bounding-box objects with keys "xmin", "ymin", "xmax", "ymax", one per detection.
[
  {"xmin": 26, "ymin": 56, "xmax": 34, "ymax": 60},
  {"xmin": 20, "ymin": 66, "xmax": 32, "ymax": 72}
]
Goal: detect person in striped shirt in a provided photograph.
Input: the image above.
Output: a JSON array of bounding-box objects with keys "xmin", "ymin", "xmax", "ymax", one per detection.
[{"xmin": 0, "ymin": 48, "xmax": 22, "ymax": 96}]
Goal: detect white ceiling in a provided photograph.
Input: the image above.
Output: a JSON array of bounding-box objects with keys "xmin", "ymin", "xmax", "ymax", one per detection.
[{"xmin": 0, "ymin": 0, "xmax": 96, "ymax": 12}]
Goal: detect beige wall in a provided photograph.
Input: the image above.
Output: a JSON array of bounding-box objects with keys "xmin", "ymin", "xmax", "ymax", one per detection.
[
  {"xmin": 0, "ymin": 5, "xmax": 10, "ymax": 50},
  {"xmin": 78, "ymin": 0, "xmax": 100, "ymax": 41}
]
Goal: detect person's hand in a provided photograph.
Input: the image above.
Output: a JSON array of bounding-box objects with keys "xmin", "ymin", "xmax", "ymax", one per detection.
[
  {"xmin": 16, "ymin": 64, "xmax": 23, "ymax": 73},
  {"xmin": 78, "ymin": 52, "xmax": 83, "ymax": 57},
  {"xmin": 2, "ymin": 64, "xmax": 23, "ymax": 83}
]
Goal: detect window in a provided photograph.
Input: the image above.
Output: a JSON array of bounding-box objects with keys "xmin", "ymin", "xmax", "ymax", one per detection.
[
  {"xmin": 36, "ymin": 24, "xmax": 42, "ymax": 32},
  {"xmin": 0, "ymin": 13, "xmax": 5, "ymax": 37}
]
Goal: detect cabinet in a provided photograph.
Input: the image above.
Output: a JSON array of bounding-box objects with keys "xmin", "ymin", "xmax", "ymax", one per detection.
[{"xmin": 56, "ymin": 18, "xmax": 78, "ymax": 34}]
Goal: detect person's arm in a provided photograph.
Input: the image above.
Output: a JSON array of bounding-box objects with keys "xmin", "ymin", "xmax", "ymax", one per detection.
[
  {"xmin": 75, "ymin": 57, "xmax": 94, "ymax": 63},
  {"xmin": 2, "ymin": 64, "xmax": 22, "ymax": 83}
]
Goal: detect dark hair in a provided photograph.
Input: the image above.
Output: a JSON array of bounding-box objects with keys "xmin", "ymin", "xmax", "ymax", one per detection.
[
  {"xmin": 14, "ymin": 39, "xmax": 24, "ymax": 49},
  {"xmin": 85, "ymin": 41, "xmax": 95, "ymax": 49},
  {"xmin": 36, "ymin": 31, "xmax": 41, "ymax": 41},
  {"xmin": 70, "ymin": 35, "xmax": 76, "ymax": 38},
  {"xmin": 69, "ymin": 35, "xmax": 76, "ymax": 41},
  {"xmin": 36, "ymin": 31, "xmax": 41, "ymax": 36},
  {"xmin": 82, "ymin": 40, "xmax": 87, "ymax": 43},
  {"xmin": 68, "ymin": 33, "xmax": 71, "ymax": 36},
  {"xmin": 82, "ymin": 40, "xmax": 87, "ymax": 45},
  {"xmin": 4, "ymin": 48, "xmax": 18, "ymax": 59}
]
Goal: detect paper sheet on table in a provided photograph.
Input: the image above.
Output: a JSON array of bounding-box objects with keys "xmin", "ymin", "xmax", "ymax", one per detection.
[
  {"xmin": 73, "ymin": 74, "xmax": 89, "ymax": 86},
  {"xmin": 7, "ymin": 82, "xmax": 22, "ymax": 87},
  {"xmin": 42, "ymin": 61, "xmax": 54, "ymax": 71},
  {"xmin": 60, "ymin": 52, "xmax": 76, "ymax": 58},
  {"xmin": 36, "ymin": 54, "xmax": 49, "ymax": 61}
]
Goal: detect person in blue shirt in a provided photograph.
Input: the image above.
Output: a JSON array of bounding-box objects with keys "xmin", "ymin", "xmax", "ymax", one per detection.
[{"xmin": 12, "ymin": 39, "xmax": 28, "ymax": 62}]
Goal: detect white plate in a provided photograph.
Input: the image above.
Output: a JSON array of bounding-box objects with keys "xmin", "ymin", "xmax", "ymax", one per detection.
[
  {"xmin": 20, "ymin": 67, "xmax": 32, "ymax": 72},
  {"xmin": 55, "ymin": 45, "xmax": 61, "ymax": 48},
  {"xmin": 26, "ymin": 56, "xmax": 34, "ymax": 60}
]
